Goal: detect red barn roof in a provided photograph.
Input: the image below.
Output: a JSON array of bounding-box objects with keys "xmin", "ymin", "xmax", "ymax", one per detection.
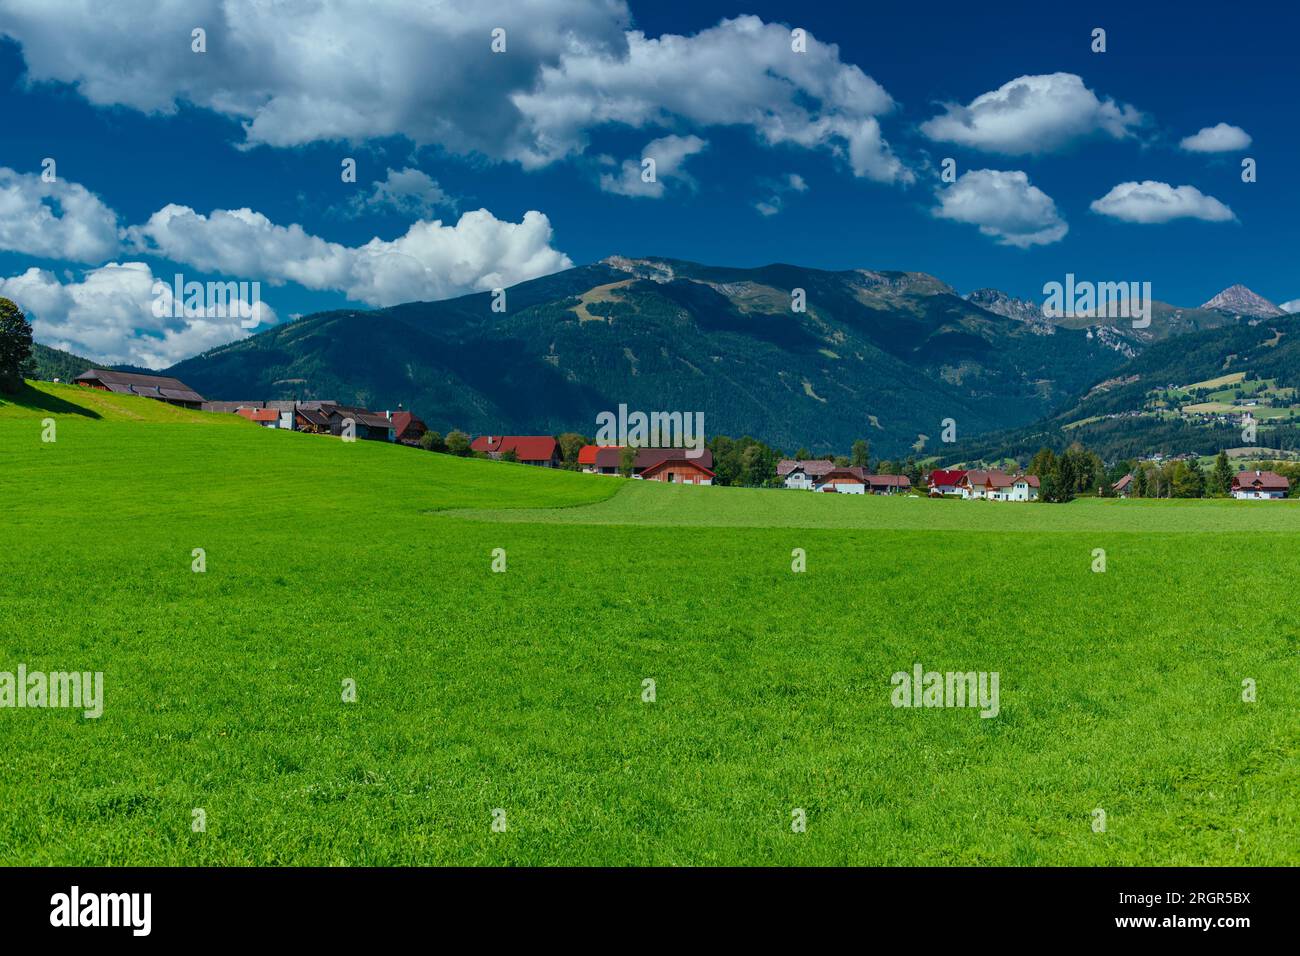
[{"xmin": 472, "ymin": 435, "xmax": 559, "ymax": 462}]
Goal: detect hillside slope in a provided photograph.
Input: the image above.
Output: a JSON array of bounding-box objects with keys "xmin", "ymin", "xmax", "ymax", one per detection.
[{"xmin": 164, "ymin": 257, "xmax": 1132, "ymax": 455}]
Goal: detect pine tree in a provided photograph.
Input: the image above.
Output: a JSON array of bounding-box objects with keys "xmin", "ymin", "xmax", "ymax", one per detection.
[{"xmin": 1212, "ymin": 450, "xmax": 1233, "ymax": 497}]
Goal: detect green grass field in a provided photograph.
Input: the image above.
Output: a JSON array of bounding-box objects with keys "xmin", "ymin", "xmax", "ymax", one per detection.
[{"xmin": 1, "ymin": 382, "xmax": 1297, "ymax": 865}]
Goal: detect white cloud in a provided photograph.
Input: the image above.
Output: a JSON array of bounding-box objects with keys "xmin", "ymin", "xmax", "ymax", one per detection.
[
  {"xmin": 349, "ymin": 167, "xmax": 456, "ymax": 218},
  {"xmin": 599, "ymin": 134, "xmax": 707, "ymax": 197},
  {"xmin": 754, "ymin": 173, "xmax": 809, "ymax": 216},
  {"xmin": 0, "ymin": 262, "xmax": 273, "ymax": 369},
  {"xmin": 1279, "ymin": 299, "xmax": 1299, "ymax": 314},
  {"xmin": 920, "ymin": 73, "xmax": 1143, "ymax": 155},
  {"xmin": 518, "ymin": 16, "xmax": 910, "ymax": 182},
  {"xmin": 0, "ymin": 166, "xmax": 120, "ymax": 262},
  {"xmin": 127, "ymin": 205, "xmax": 573, "ymax": 306},
  {"xmin": 0, "ymin": 6, "xmax": 911, "ymax": 183},
  {"xmin": 1179, "ymin": 122, "xmax": 1252, "ymax": 153},
  {"xmin": 1089, "ymin": 181, "xmax": 1236, "ymax": 224},
  {"xmin": 931, "ymin": 169, "xmax": 1067, "ymax": 248}
]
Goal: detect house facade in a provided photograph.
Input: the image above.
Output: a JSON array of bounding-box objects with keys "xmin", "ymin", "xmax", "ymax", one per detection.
[
  {"xmin": 639, "ymin": 456, "xmax": 715, "ymax": 485},
  {"xmin": 1231, "ymin": 470, "xmax": 1290, "ymax": 499},
  {"xmin": 928, "ymin": 469, "xmax": 967, "ymax": 496},
  {"xmin": 578, "ymin": 445, "xmax": 716, "ymax": 477},
  {"xmin": 959, "ymin": 470, "xmax": 1039, "ymax": 501},
  {"xmin": 866, "ymin": 474, "xmax": 913, "ymax": 495},
  {"xmin": 813, "ymin": 467, "xmax": 867, "ymax": 493},
  {"xmin": 777, "ymin": 459, "xmax": 836, "ymax": 490}
]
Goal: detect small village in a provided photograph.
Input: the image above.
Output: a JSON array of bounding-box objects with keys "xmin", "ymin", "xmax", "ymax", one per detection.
[{"xmin": 71, "ymin": 366, "xmax": 1294, "ymax": 501}]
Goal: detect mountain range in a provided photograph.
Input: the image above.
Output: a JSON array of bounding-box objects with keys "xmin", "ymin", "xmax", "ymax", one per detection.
[{"xmin": 28, "ymin": 257, "xmax": 1300, "ymax": 459}]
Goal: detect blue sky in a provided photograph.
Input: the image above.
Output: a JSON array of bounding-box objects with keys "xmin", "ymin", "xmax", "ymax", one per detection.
[{"xmin": 0, "ymin": 0, "xmax": 1295, "ymax": 367}]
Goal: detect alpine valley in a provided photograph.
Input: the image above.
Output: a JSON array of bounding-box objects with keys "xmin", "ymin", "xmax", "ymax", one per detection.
[{"xmin": 36, "ymin": 257, "xmax": 1300, "ymax": 459}]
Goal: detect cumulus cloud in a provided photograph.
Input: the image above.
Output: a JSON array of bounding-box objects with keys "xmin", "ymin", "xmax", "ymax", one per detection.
[
  {"xmin": 515, "ymin": 16, "xmax": 910, "ymax": 182},
  {"xmin": 931, "ymin": 169, "xmax": 1067, "ymax": 248},
  {"xmin": 1179, "ymin": 122, "xmax": 1252, "ymax": 153},
  {"xmin": 754, "ymin": 173, "xmax": 808, "ymax": 216},
  {"xmin": 348, "ymin": 167, "xmax": 456, "ymax": 218},
  {"xmin": 0, "ymin": 262, "xmax": 273, "ymax": 369},
  {"xmin": 920, "ymin": 73, "xmax": 1143, "ymax": 155},
  {"xmin": 599, "ymin": 134, "xmax": 707, "ymax": 197},
  {"xmin": 1089, "ymin": 181, "xmax": 1236, "ymax": 224},
  {"xmin": 127, "ymin": 205, "xmax": 572, "ymax": 306},
  {"xmin": 0, "ymin": 166, "xmax": 120, "ymax": 262},
  {"xmin": 0, "ymin": 5, "xmax": 911, "ymax": 183},
  {"xmin": 1281, "ymin": 299, "xmax": 1299, "ymax": 314}
]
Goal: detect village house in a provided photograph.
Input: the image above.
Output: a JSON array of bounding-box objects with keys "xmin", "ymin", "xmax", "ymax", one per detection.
[
  {"xmin": 638, "ymin": 453, "xmax": 715, "ymax": 485},
  {"xmin": 1112, "ymin": 473, "xmax": 1134, "ymax": 498},
  {"xmin": 957, "ymin": 470, "xmax": 1007, "ymax": 499},
  {"xmin": 471, "ymin": 435, "xmax": 561, "ymax": 467},
  {"xmin": 927, "ymin": 469, "xmax": 967, "ymax": 496},
  {"xmin": 235, "ymin": 407, "xmax": 281, "ymax": 428},
  {"xmin": 866, "ymin": 474, "xmax": 914, "ymax": 495},
  {"xmin": 958, "ymin": 470, "xmax": 1039, "ymax": 501},
  {"xmin": 74, "ymin": 368, "xmax": 205, "ymax": 409},
  {"xmin": 577, "ymin": 445, "xmax": 716, "ymax": 478},
  {"xmin": 1231, "ymin": 470, "xmax": 1290, "ymax": 499},
  {"xmin": 996, "ymin": 474, "xmax": 1040, "ymax": 501},
  {"xmin": 777, "ymin": 459, "xmax": 836, "ymax": 490},
  {"xmin": 813, "ymin": 466, "xmax": 867, "ymax": 494}
]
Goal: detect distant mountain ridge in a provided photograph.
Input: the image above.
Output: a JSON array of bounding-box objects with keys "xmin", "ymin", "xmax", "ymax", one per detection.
[
  {"xmin": 160, "ymin": 256, "xmax": 1146, "ymax": 455},
  {"xmin": 30, "ymin": 261, "xmax": 1291, "ymax": 457}
]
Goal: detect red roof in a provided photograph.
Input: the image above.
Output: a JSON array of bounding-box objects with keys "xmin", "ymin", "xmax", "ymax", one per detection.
[
  {"xmin": 1232, "ymin": 470, "xmax": 1289, "ymax": 491},
  {"xmin": 578, "ymin": 444, "xmax": 602, "ymax": 466},
  {"xmin": 391, "ymin": 411, "xmax": 424, "ymax": 441},
  {"xmin": 236, "ymin": 407, "xmax": 278, "ymax": 422},
  {"xmin": 929, "ymin": 469, "xmax": 967, "ymax": 486},
  {"xmin": 473, "ymin": 435, "xmax": 559, "ymax": 462},
  {"xmin": 639, "ymin": 457, "xmax": 716, "ymax": 479}
]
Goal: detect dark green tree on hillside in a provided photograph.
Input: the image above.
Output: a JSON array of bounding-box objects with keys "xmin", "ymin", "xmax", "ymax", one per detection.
[
  {"xmin": 618, "ymin": 444, "xmax": 637, "ymax": 477},
  {"xmin": 1028, "ymin": 446, "xmax": 1057, "ymax": 478},
  {"xmin": 1173, "ymin": 458, "xmax": 1206, "ymax": 498},
  {"xmin": 445, "ymin": 430, "xmax": 471, "ymax": 456},
  {"xmin": 557, "ymin": 432, "xmax": 587, "ymax": 467},
  {"xmin": 1212, "ymin": 450, "xmax": 1233, "ymax": 496},
  {"xmin": 851, "ymin": 439, "xmax": 870, "ymax": 468},
  {"xmin": 0, "ymin": 297, "xmax": 34, "ymax": 394},
  {"xmin": 420, "ymin": 430, "xmax": 446, "ymax": 453},
  {"xmin": 1134, "ymin": 464, "xmax": 1149, "ymax": 498}
]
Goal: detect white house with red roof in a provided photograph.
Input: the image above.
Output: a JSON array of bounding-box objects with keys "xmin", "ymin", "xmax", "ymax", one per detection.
[
  {"xmin": 928, "ymin": 469, "xmax": 967, "ymax": 496},
  {"xmin": 1231, "ymin": 469, "xmax": 1290, "ymax": 499}
]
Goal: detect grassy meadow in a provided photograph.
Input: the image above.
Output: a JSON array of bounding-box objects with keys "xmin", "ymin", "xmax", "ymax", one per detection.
[{"xmin": 1, "ymin": 381, "xmax": 1297, "ymax": 865}]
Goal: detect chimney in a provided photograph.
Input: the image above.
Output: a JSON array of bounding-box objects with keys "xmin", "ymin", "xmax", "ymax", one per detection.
[{"xmin": 386, "ymin": 409, "xmax": 391, "ymax": 421}]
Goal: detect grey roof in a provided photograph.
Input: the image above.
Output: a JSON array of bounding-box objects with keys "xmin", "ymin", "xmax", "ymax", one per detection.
[
  {"xmin": 778, "ymin": 459, "xmax": 836, "ymax": 477},
  {"xmin": 75, "ymin": 368, "xmax": 205, "ymax": 403}
]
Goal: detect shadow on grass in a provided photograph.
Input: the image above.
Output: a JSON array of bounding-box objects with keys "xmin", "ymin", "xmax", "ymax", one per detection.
[{"xmin": 0, "ymin": 382, "xmax": 101, "ymax": 418}]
